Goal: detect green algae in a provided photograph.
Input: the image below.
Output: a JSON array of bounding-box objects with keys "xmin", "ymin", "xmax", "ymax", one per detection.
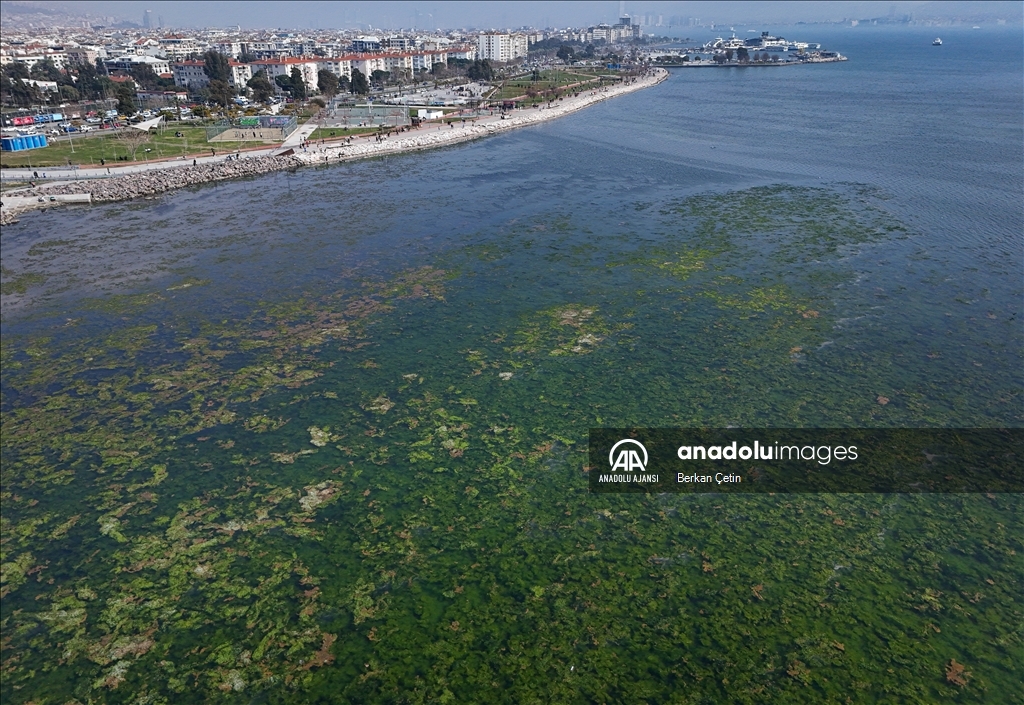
[
  {"xmin": 1, "ymin": 186, "xmax": 1020, "ymax": 703},
  {"xmin": 0, "ymin": 268, "xmax": 46, "ymax": 296}
]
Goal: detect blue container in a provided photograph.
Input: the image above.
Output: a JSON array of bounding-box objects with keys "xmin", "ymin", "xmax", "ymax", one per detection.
[{"xmin": 0, "ymin": 134, "xmax": 48, "ymax": 151}]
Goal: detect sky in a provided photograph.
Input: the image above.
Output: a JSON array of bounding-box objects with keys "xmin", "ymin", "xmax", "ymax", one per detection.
[{"xmin": 2, "ymin": 1, "xmax": 1021, "ymax": 30}]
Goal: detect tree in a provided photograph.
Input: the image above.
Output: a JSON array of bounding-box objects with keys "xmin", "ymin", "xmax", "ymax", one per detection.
[
  {"xmin": 531, "ymin": 68, "xmax": 542, "ymax": 81},
  {"xmin": 317, "ymin": 69, "xmax": 339, "ymax": 99},
  {"xmin": 466, "ymin": 60, "xmax": 493, "ymax": 82},
  {"xmin": 289, "ymin": 67, "xmax": 307, "ymax": 100},
  {"xmin": 247, "ymin": 70, "xmax": 274, "ymax": 102},
  {"xmin": 371, "ymin": 68, "xmax": 391, "ymax": 84},
  {"xmin": 238, "ymin": 51, "xmax": 257, "ymax": 63},
  {"xmin": 350, "ymin": 68, "xmax": 369, "ymax": 95},
  {"xmin": 310, "ymin": 97, "xmax": 326, "ymax": 108},
  {"xmin": 1, "ymin": 69, "xmax": 40, "ymax": 107},
  {"xmin": 737, "ymin": 47, "xmax": 749, "ymax": 63},
  {"xmin": 30, "ymin": 58, "xmax": 62, "ymax": 82},
  {"xmin": 556, "ymin": 44, "xmax": 575, "ymax": 64},
  {"xmin": 7, "ymin": 61, "xmax": 30, "ymax": 80},
  {"xmin": 724, "ymin": 49, "xmax": 734, "ymax": 61},
  {"xmin": 115, "ymin": 126, "xmax": 150, "ymax": 160},
  {"xmin": 116, "ymin": 82, "xmax": 137, "ymax": 115},
  {"xmin": 202, "ymin": 50, "xmax": 231, "ymax": 83},
  {"xmin": 58, "ymin": 85, "xmax": 80, "ymax": 102},
  {"xmin": 207, "ymin": 78, "xmax": 234, "ymax": 107},
  {"xmin": 130, "ymin": 62, "xmax": 173, "ymax": 91}
]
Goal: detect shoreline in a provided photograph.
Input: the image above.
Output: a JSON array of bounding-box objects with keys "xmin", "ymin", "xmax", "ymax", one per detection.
[{"xmin": 0, "ymin": 69, "xmax": 668, "ymax": 226}]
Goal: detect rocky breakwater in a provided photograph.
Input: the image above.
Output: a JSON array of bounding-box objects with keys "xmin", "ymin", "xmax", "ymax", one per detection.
[{"xmin": 0, "ymin": 154, "xmax": 303, "ymax": 225}]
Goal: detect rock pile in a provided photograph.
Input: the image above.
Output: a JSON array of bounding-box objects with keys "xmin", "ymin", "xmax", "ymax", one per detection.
[
  {"xmin": 21, "ymin": 154, "xmax": 304, "ymax": 204},
  {"xmin": 1, "ymin": 155, "xmax": 304, "ymax": 224}
]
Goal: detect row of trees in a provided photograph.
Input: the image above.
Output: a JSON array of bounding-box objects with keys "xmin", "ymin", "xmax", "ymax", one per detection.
[
  {"xmin": 555, "ymin": 44, "xmax": 597, "ymax": 64},
  {"xmin": 713, "ymin": 48, "xmax": 780, "ymax": 64}
]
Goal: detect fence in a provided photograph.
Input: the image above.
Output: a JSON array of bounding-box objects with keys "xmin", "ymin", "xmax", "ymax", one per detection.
[
  {"xmin": 325, "ymin": 104, "xmax": 410, "ymax": 128},
  {"xmin": 205, "ymin": 115, "xmax": 298, "ymax": 142}
]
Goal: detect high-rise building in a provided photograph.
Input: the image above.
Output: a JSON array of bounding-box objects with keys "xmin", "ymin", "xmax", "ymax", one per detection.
[
  {"xmin": 143, "ymin": 10, "xmax": 152, "ymax": 29},
  {"xmin": 477, "ymin": 33, "xmax": 528, "ymax": 62}
]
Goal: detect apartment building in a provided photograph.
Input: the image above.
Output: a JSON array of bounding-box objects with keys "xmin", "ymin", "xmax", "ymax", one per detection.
[
  {"xmin": 476, "ymin": 33, "xmax": 528, "ymax": 62},
  {"xmin": 158, "ymin": 35, "xmax": 199, "ymax": 60},
  {"xmin": 104, "ymin": 55, "xmax": 171, "ymax": 76},
  {"xmin": 172, "ymin": 59, "xmax": 251, "ymax": 89},
  {"xmin": 248, "ymin": 57, "xmax": 319, "ymax": 93}
]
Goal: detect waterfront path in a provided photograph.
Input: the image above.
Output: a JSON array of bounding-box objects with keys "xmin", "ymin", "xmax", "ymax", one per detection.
[{"xmin": 1, "ymin": 69, "xmax": 667, "ymax": 224}]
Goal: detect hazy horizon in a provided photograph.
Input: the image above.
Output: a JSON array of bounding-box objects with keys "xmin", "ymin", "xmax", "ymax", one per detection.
[{"xmin": 2, "ymin": 0, "xmax": 1022, "ymax": 31}]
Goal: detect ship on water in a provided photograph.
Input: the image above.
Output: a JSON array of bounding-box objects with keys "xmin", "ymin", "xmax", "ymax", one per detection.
[{"xmin": 933, "ymin": 37, "xmax": 943, "ymax": 45}]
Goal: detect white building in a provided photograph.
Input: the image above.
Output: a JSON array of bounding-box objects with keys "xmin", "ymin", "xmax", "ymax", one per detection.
[
  {"xmin": 64, "ymin": 45, "xmax": 105, "ymax": 65},
  {"xmin": 349, "ymin": 54, "xmax": 386, "ymax": 78},
  {"xmin": 215, "ymin": 42, "xmax": 243, "ymax": 58},
  {"xmin": 158, "ymin": 35, "xmax": 199, "ymax": 60},
  {"xmin": 172, "ymin": 60, "xmax": 251, "ymax": 89},
  {"xmin": 23, "ymin": 79, "xmax": 59, "ymax": 92},
  {"xmin": 448, "ymin": 45, "xmax": 477, "ymax": 61},
  {"xmin": 352, "ymin": 36, "xmax": 382, "ymax": 52},
  {"xmin": 104, "ymin": 55, "xmax": 171, "ymax": 76},
  {"xmin": 385, "ymin": 36, "xmax": 414, "ymax": 50},
  {"xmin": 477, "ymin": 33, "xmax": 528, "ymax": 63},
  {"xmin": 316, "ymin": 57, "xmax": 353, "ymax": 80},
  {"xmin": 248, "ymin": 58, "xmax": 319, "ymax": 94}
]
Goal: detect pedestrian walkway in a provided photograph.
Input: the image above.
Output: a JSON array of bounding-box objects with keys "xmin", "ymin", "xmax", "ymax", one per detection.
[{"xmin": 275, "ymin": 123, "xmax": 318, "ymax": 155}]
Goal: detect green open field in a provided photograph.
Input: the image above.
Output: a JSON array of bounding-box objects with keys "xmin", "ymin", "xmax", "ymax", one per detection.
[
  {"xmin": 306, "ymin": 126, "xmax": 386, "ymax": 142},
  {"xmin": 487, "ymin": 70, "xmax": 604, "ymax": 102},
  {"xmin": 0, "ymin": 125, "xmax": 269, "ymax": 168}
]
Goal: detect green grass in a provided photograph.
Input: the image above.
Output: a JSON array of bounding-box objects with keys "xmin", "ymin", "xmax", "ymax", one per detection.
[
  {"xmin": 488, "ymin": 70, "xmax": 604, "ymax": 101},
  {"xmin": 0, "ymin": 125, "xmax": 274, "ymax": 168},
  {"xmin": 306, "ymin": 127, "xmax": 388, "ymax": 142}
]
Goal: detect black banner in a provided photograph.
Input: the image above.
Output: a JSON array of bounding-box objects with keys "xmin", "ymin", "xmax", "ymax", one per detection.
[{"xmin": 588, "ymin": 428, "xmax": 1023, "ymax": 493}]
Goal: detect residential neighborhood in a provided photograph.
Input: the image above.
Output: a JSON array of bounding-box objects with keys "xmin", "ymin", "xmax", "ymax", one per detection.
[{"xmin": 1, "ymin": 12, "xmax": 671, "ymax": 165}]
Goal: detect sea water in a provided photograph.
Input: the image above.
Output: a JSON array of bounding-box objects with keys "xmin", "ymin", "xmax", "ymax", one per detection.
[{"xmin": 1, "ymin": 26, "xmax": 1020, "ymax": 703}]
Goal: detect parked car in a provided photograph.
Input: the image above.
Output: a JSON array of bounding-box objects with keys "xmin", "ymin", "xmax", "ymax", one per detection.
[
  {"xmin": 86, "ymin": 117, "xmax": 101, "ymax": 124},
  {"xmin": 79, "ymin": 125, "xmax": 96, "ymax": 132}
]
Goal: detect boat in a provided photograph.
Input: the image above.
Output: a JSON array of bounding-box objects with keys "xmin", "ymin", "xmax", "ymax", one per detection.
[{"xmin": 932, "ymin": 38, "xmax": 942, "ymax": 45}]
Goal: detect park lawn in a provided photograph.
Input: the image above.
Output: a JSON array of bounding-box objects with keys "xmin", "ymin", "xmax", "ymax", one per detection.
[
  {"xmin": 0, "ymin": 125, "xmax": 267, "ymax": 168},
  {"xmin": 306, "ymin": 127, "xmax": 381, "ymax": 141},
  {"xmin": 490, "ymin": 72, "xmax": 602, "ymax": 101}
]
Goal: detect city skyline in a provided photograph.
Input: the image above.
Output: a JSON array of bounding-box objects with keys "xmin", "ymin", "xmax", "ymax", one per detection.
[{"xmin": 2, "ymin": 0, "xmax": 1022, "ymax": 30}]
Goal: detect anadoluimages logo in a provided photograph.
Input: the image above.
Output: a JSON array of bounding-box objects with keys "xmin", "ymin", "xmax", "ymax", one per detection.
[{"xmin": 609, "ymin": 439, "xmax": 648, "ymax": 472}]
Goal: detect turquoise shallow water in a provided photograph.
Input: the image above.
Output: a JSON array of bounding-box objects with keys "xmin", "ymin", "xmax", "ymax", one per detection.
[{"xmin": 1, "ymin": 26, "xmax": 1021, "ymax": 704}]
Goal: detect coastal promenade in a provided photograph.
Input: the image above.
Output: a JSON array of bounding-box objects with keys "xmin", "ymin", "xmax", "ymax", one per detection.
[{"xmin": 0, "ymin": 69, "xmax": 667, "ymax": 224}]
